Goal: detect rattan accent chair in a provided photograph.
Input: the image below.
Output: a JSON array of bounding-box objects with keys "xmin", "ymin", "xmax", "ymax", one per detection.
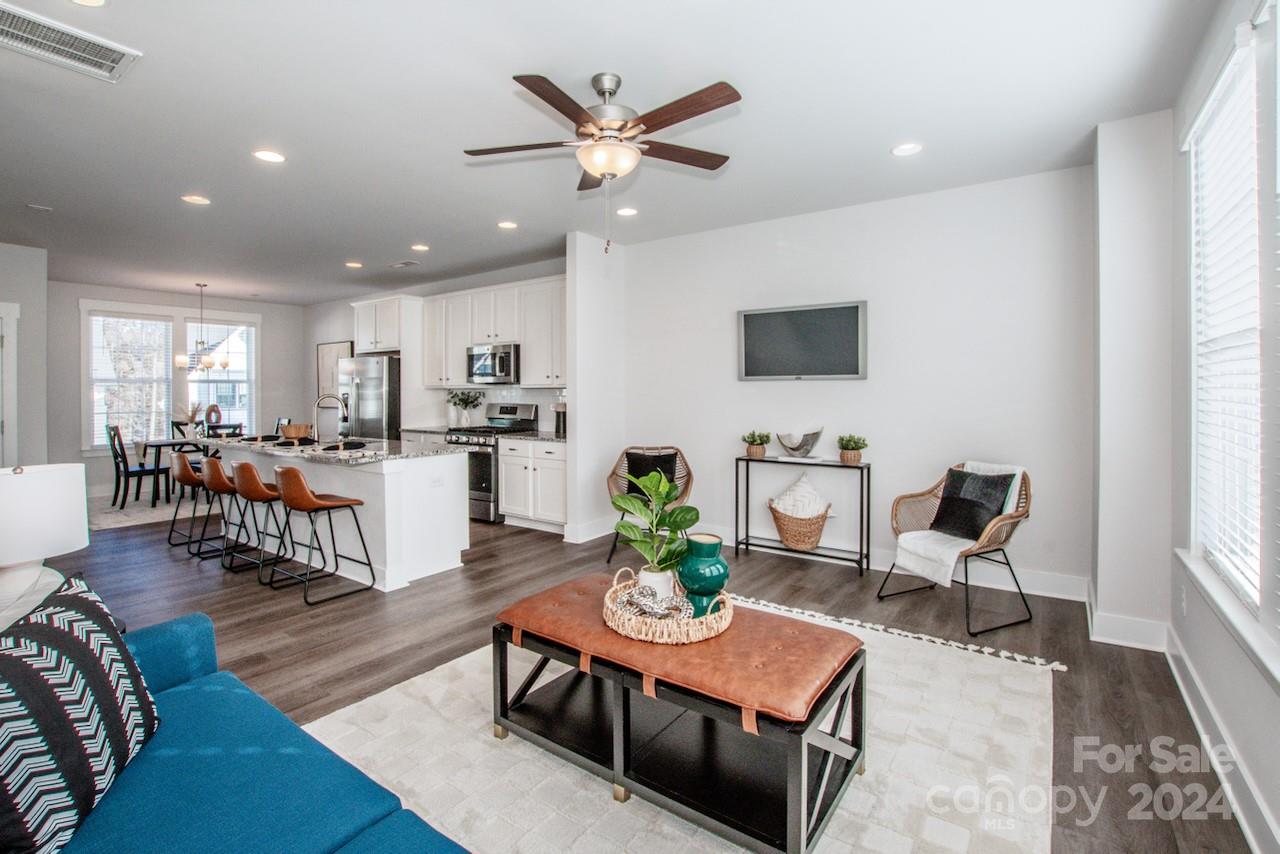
[
  {"xmin": 605, "ymin": 446, "xmax": 693, "ymax": 563},
  {"xmin": 879, "ymin": 462, "xmax": 1033, "ymax": 636}
]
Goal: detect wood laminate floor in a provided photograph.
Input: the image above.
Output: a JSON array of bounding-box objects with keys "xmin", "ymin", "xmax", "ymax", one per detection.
[{"xmin": 49, "ymin": 519, "xmax": 1249, "ymax": 853}]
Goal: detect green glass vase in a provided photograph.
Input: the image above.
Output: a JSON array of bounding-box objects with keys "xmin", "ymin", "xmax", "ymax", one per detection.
[{"xmin": 678, "ymin": 533, "xmax": 730, "ymax": 618}]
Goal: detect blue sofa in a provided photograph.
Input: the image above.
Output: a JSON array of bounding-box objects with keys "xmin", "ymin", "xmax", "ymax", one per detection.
[{"xmin": 61, "ymin": 613, "xmax": 464, "ymax": 854}]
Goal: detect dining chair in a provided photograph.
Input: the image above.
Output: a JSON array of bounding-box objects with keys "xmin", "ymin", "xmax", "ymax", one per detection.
[{"xmin": 106, "ymin": 425, "xmax": 170, "ymax": 509}]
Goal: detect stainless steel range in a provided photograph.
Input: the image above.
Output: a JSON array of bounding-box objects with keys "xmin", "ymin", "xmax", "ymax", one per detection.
[{"xmin": 446, "ymin": 402, "xmax": 537, "ymax": 522}]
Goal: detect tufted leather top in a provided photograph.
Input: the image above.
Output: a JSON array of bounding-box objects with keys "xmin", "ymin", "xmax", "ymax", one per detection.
[
  {"xmin": 273, "ymin": 466, "xmax": 364, "ymax": 512},
  {"xmin": 201, "ymin": 456, "xmax": 237, "ymax": 495},
  {"xmin": 171, "ymin": 452, "xmax": 203, "ymax": 488},
  {"xmin": 231, "ymin": 462, "xmax": 280, "ymax": 503},
  {"xmin": 496, "ymin": 574, "xmax": 862, "ymax": 724}
]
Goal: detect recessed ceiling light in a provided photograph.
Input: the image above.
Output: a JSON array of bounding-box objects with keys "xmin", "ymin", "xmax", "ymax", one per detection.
[
  {"xmin": 497, "ymin": 221, "xmax": 518, "ymax": 230},
  {"xmin": 180, "ymin": 194, "xmax": 211, "ymax": 205},
  {"xmin": 253, "ymin": 149, "xmax": 286, "ymax": 163},
  {"xmin": 411, "ymin": 244, "xmax": 430, "ymax": 252},
  {"xmin": 891, "ymin": 142, "xmax": 923, "ymax": 157},
  {"xmin": 345, "ymin": 261, "xmax": 364, "ymax": 269},
  {"xmin": 616, "ymin": 207, "xmax": 638, "ymax": 217},
  {"xmin": 71, "ymin": 0, "xmax": 107, "ymax": 6}
]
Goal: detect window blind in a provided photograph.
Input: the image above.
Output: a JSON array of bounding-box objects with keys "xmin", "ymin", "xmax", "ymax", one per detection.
[
  {"xmin": 88, "ymin": 313, "xmax": 173, "ymax": 447},
  {"xmin": 1191, "ymin": 43, "xmax": 1263, "ymax": 606}
]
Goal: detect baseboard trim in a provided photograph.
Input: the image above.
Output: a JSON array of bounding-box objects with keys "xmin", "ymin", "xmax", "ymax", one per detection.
[
  {"xmin": 1166, "ymin": 626, "xmax": 1279, "ymax": 853},
  {"xmin": 562, "ymin": 515, "xmax": 617, "ymax": 545},
  {"xmin": 1086, "ymin": 603, "xmax": 1168, "ymax": 651}
]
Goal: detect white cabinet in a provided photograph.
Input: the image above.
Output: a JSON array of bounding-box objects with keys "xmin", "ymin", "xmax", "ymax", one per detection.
[
  {"xmin": 353, "ymin": 297, "xmax": 404, "ymax": 353},
  {"xmin": 443, "ymin": 293, "xmax": 471, "ymax": 386},
  {"xmin": 498, "ymin": 439, "xmax": 567, "ymax": 524},
  {"xmin": 422, "ymin": 299, "xmax": 446, "ymax": 387},
  {"xmin": 471, "ymin": 287, "xmax": 520, "ymax": 344},
  {"xmin": 355, "ymin": 303, "xmax": 378, "ymax": 352},
  {"xmin": 519, "ymin": 281, "xmax": 566, "ymax": 388},
  {"xmin": 423, "ymin": 293, "xmax": 472, "ymax": 387},
  {"xmin": 498, "ymin": 456, "xmax": 533, "ymax": 517},
  {"xmin": 531, "ymin": 459, "xmax": 567, "ymax": 523}
]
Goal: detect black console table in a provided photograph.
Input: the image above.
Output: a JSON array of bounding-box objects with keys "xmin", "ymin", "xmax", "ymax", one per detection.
[{"xmin": 734, "ymin": 456, "xmax": 870, "ymax": 575}]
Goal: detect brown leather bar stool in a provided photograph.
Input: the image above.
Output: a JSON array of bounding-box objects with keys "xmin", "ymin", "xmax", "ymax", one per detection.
[
  {"xmin": 271, "ymin": 465, "xmax": 375, "ymax": 605},
  {"xmin": 229, "ymin": 461, "xmax": 296, "ymax": 583},
  {"xmin": 197, "ymin": 456, "xmax": 251, "ymax": 572},
  {"xmin": 168, "ymin": 452, "xmax": 219, "ymax": 557}
]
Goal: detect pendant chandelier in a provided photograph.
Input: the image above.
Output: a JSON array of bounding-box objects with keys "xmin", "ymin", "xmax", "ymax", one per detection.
[{"xmin": 174, "ymin": 282, "xmax": 226, "ymax": 370}]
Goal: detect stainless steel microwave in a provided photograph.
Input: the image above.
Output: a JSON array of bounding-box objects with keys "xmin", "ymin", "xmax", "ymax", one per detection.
[{"xmin": 466, "ymin": 343, "xmax": 519, "ymax": 384}]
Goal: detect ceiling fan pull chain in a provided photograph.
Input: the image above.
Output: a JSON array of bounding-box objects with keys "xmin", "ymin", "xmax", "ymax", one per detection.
[{"xmin": 604, "ymin": 176, "xmax": 612, "ymax": 254}]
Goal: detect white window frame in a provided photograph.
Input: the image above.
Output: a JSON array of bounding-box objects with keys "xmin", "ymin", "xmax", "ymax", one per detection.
[{"xmin": 79, "ymin": 298, "xmax": 262, "ymax": 452}]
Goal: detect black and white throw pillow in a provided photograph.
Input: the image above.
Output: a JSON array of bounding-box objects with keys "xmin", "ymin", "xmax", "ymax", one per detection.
[
  {"xmin": 625, "ymin": 451, "xmax": 678, "ymax": 495},
  {"xmin": 0, "ymin": 576, "xmax": 160, "ymax": 854},
  {"xmin": 929, "ymin": 468, "xmax": 1015, "ymax": 540}
]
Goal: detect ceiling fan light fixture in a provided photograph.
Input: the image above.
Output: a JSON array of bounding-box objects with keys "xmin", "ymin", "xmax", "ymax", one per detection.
[{"xmin": 576, "ymin": 139, "xmax": 641, "ymax": 179}]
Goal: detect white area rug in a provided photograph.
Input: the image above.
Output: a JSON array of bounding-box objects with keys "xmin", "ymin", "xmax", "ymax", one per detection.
[
  {"xmin": 306, "ymin": 600, "xmax": 1056, "ymax": 853},
  {"xmin": 89, "ymin": 497, "xmax": 184, "ymax": 531}
]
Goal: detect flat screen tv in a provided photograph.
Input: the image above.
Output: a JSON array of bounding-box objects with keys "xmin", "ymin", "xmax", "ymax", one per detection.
[{"xmin": 738, "ymin": 301, "xmax": 867, "ymax": 381}]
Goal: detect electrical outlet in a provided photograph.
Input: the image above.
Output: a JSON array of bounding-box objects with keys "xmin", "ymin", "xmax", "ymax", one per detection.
[{"xmin": 1180, "ymin": 584, "xmax": 1188, "ymax": 618}]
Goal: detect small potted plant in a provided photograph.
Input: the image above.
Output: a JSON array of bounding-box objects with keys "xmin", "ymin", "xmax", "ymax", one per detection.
[
  {"xmin": 837, "ymin": 434, "xmax": 867, "ymax": 465},
  {"xmin": 742, "ymin": 431, "xmax": 771, "ymax": 459},
  {"xmin": 446, "ymin": 389, "xmax": 485, "ymax": 427},
  {"xmin": 612, "ymin": 470, "xmax": 700, "ymax": 600}
]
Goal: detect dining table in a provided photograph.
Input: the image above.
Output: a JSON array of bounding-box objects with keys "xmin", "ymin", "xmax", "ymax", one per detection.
[{"xmin": 140, "ymin": 437, "xmax": 211, "ymax": 507}]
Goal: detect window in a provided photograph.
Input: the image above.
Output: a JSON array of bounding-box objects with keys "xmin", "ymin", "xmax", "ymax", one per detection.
[
  {"xmin": 184, "ymin": 320, "xmax": 257, "ymax": 433},
  {"xmin": 87, "ymin": 312, "xmax": 173, "ymax": 448},
  {"xmin": 1189, "ymin": 36, "xmax": 1263, "ymax": 606}
]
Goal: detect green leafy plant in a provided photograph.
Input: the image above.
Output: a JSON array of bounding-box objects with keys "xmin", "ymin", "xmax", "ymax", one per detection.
[
  {"xmin": 612, "ymin": 471, "xmax": 700, "ymax": 573},
  {"xmin": 837, "ymin": 434, "xmax": 868, "ymax": 451},
  {"xmin": 446, "ymin": 390, "xmax": 485, "ymax": 410},
  {"xmin": 741, "ymin": 431, "xmax": 771, "ymax": 446}
]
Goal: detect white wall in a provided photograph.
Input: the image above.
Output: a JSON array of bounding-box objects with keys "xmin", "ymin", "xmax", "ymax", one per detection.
[
  {"xmin": 565, "ymin": 232, "xmax": 628, "ymax": 543},
  {"xmin": 1091, "ymin": 110, "xmax": 1174, "ymax": 649},
  {"xmin": 1165, "ymin": 1, "xmax": 1280, "ymax": 850},
  {"xmin": 45, "ymin": 280, "xmax": 311, "ymax": 496},
  {"xmin": 620, "ymin": 168, "xmax": 1096, "ymax": 597},
  {"xmin": 304, "ymin": 258, "xmax": 565, "ymax": 438},
  {"xmin": 0, "ymin": 242, "xmax": 48, "ymax": 464}
]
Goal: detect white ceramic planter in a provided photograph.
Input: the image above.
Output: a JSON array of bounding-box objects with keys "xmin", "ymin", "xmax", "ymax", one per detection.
[{"xmin": 636, "ymin": 567, "xmax": 675, "ymax": 600}]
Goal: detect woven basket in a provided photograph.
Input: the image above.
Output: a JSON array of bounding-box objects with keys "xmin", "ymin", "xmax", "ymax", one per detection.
[
  {"xmin": 768, "ymin": 499, "xmax": 831, "ymax": 551},
  {"xmin": 603, "ymin": 568, "xmax": 732, "ymax": 644}
]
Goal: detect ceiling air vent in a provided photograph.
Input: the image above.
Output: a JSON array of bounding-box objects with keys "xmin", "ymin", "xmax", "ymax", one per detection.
[
  {"xmin": 0, "ymin": 2, "xmax": 141, "ymax": 82},
  {"xmin": 388, "ymin": 260, "xmax": 421, "ymax": 269}
]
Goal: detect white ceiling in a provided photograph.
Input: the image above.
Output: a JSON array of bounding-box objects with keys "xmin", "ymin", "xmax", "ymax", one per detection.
[{"xmin": 0, "ymin": 0, "xmax": 1213, "ymax": 305}]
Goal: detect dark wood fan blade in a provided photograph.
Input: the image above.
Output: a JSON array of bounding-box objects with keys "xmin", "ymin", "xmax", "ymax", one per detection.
[
  {"xmin": 514, "ymin": 75, "xmax": 597, "ymax": 128},
  {"xmin": 577, "ymin": 171, "xmax": 604, "ymax": 191},
  {"xmin": 464, "ymin": 142, "xmax": 572, "ymax": 156},
  {"xmin": 640, "ymin": 140, "xmax": 729, "ymax": 170},
  {"xmin": 630, "ymin": 82, "xmax": 740, "ymax": 134}
]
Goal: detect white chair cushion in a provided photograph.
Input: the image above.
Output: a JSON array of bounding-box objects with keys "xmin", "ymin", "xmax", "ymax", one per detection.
[
  {"xmin": 771, "ymin": 474, "xmax": 827, "ymax": 519},
  {"xmin": 894, "ymin": 529, "xmax": 976, "ymax": 588}
]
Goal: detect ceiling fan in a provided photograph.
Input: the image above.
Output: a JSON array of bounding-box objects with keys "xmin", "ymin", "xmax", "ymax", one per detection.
[{"xmin": 465, "ymin": 73, "xmax": 741, "ymax": 191}]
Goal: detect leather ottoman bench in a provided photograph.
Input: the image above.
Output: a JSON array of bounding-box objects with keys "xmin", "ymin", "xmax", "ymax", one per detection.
[{"xmin": 493, "ymin": 574, "xmax": 866, "ymax": 854}]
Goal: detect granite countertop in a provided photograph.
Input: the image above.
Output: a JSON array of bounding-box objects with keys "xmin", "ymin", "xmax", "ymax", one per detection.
[
  {"xmin": 205, "ymin": 436, "xmax": 467, "ymax": 466},
  {"xmin": 401, "ymin": 426, "xmax": 568, "ymax": 443}
]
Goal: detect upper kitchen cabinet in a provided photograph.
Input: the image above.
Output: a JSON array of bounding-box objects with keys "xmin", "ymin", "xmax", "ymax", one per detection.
[
  {"xmin": 423, "ymin": 292, "xmax": 473, "ymax": 387},
  {"xmin": 520, "ymin": 280, "xmax": 566, "ymax": 388},
  {"xmin": 470, "ymin": 286, "xmax": 520, "ymax": 344},
  {"xmin": 352, "ymin": 296, "xmax": 412, "ymax": 353}
]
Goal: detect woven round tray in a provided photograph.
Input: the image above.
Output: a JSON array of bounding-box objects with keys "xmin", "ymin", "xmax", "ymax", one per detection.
[{"xmin": 603, "ymin": 568, "xmax": 732, "ymax": 645}]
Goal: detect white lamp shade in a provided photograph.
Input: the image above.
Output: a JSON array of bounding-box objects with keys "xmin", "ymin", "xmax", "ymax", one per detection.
[
  {"xmin": 575, "ymin": 139, "xmax": 641, "ymax": 178},
  {"xmin": 0, "ymin": 464, "xmax": 89, "ymax": 566}
]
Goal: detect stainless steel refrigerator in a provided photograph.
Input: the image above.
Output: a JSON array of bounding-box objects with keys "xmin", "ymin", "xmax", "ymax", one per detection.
[{"xmin": 337, "ymin": 356, "xmax": 401, "ymax": 439}]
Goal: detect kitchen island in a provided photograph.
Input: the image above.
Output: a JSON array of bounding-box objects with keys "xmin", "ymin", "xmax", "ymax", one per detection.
[{"xmin": 205, "ymin": 436, "xmax": 469, "ymax": 592}]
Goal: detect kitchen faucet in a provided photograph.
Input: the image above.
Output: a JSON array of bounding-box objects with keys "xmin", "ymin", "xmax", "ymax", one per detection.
[{"xmin": 313, "ymin": 394, "xmax": 349, "ymax": 442}]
